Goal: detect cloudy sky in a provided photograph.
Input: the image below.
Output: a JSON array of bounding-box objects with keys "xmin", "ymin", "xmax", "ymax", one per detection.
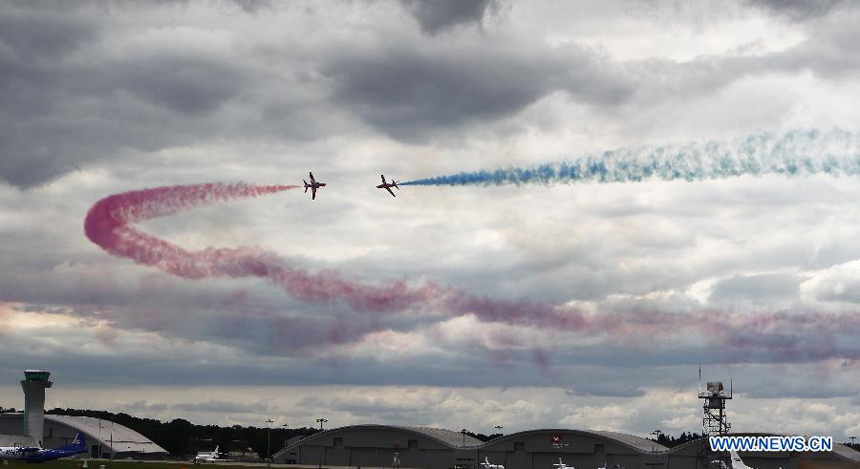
[{"xmin": 1, "ymin": 0, "xmax": 859, "ymax": 441}]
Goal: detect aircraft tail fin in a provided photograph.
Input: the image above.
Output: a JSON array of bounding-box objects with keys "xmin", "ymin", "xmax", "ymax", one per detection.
[
  {"xmin": 60, "ymin": 432, "xmax": 86, "ymax": 452},
  {"xmin": 303, "ymin": 180, "xmax": 308, "ymax": 192},
  {"xmin": 730, "ymin": 450, "xmax": 748, "ymax": 469},
  {"xmin": 393, "ymin": 180, "xmax": 400, "ymax": 189}
]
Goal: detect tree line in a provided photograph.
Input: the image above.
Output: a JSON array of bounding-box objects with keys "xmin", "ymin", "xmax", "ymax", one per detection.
[{"xmin": 44, "ymin": 408, "xmax": 320, "ymax": 459}]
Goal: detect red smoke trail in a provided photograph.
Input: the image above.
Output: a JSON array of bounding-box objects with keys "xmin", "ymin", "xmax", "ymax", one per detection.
[
  {"xmin": 83, "ymin": 183, "xmax": 860, "ymax": 362},
  {"xmin": 84, "ymin": 183, "xmax": 443, "ymax": 313}
]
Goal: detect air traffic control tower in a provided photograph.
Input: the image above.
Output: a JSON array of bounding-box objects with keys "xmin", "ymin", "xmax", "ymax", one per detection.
[{"xmin": 21, "ymin": 370, "xmax": 52, "ymax": 445}]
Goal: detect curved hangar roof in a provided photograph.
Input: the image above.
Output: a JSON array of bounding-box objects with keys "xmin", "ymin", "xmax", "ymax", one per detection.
[
  {"xmin": 401, "ymin": 426, "xmax": 485, "ymax": 447},
  {"xmin": 45, "ymin": 415, "xmax": 168, "ymax": 454},
  {"xmin": 284, "ymin": 424, "xmax": 484, "ymax": 449},
  {"xmin": 0, "ymin": 413, "xmax": 167, "ymax": 455},
  {"xmin": 479, "ymin": 428, "xmax": 668, "ymax": 453},
  {"xmin": 277, "ymin": 424, "xmax": 663, "ymax": 453}
]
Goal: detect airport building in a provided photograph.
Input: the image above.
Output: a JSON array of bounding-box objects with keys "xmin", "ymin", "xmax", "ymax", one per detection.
[
  {"xmin": 272, "ymin": 425, "xmax": 860, "ymax": 469},
  {"xmin": 0, "ymin": 370, "xmax": 168, "ymax": 459}
]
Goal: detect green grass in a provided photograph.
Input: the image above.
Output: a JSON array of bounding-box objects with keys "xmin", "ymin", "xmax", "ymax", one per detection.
[
  {"xmin": 3, "ymin": 461, "xmax": 179, "ymax": 469},
  {"xmin": 0, "ymin": 461, "xmax": 281, "ymax": 469}
]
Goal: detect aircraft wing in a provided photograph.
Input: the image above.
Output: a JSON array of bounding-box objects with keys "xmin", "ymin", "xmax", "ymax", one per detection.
[
  {"xmin": 385, "ymin": 186, "xmax": 396, "ymax": 197},
  {"xmin": 309, "ymin": 172, "xmax": 316, "ymax": 183},
  {"xmin": 312, "ymin": 186, "xmax": 317, "ymax": 200},
  {"xmin": 381, "ymin": 175, "xmax": 387, "ymax": 184}
]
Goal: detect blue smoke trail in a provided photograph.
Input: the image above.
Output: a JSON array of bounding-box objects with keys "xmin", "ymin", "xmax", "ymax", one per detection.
[{"xmin": 401, "ymin": 130, "xmax": 860, "ymax": 186}]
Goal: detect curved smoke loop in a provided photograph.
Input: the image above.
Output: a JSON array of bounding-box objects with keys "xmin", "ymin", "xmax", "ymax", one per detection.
[{"xmin": 83, "ymin": 133, "xmax": 860, "ymax": 362}]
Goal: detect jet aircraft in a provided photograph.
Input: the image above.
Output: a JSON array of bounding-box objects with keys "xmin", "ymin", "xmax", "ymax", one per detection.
[
  {"xmin": 0, "ymin": 444, "xmax": 39, "ymax": 461},
  {"xmin": 376, "ymin": 175, "xmax": 400, "ymax": 197},
  {"xmin": 480, "ymin": 456, "xmax": 505, "ymax": 469},
  {"xmin": 303, "ymin": 172, "xmax": 326, "ymax": 200},
  {"xmin": 195, "ymin": 445, "xmax": 227, "ymax": 463},
  {"xmin": 0, "ymin": 433, "xmax": 87, "ymax": 463}
]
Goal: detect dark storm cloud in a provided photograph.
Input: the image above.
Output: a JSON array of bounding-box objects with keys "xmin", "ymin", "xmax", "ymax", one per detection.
[
  {"xmin": 744, "ymin": 0, "xmax": 853, "ymax": 20},
  {"xmin": 2, "ymin": 45, "xmax": 246, "ymax": 184},
  {"xmin": 0, "ymin": 330, "xmax": 549, "ymax": 388},
  {"xmin": 4, "ymin": 0, "xmax": 860, "ymax": 189},
  {"xmin": 0, "ymin": 8, "xmax": 95, "ymax": 60},
  {"xmin": 401, "ymin": 0, "xmax": 496, "ymax": 35},
  {"xmin": 0, "ymin": 4, "xmax": 243, "ymax": 187},
  {"xmin": 0, "ymin": 2, "xmax": 336, "ymax": 189},
  {"xmin": 323, "ymin": 44, "xmax": 631, "ymax": 141},
  {"xmin": 773, "ymin": 21, "xmax": 860, "ymax": 79},
  {"xmin": 0, "ymin": 8, "xmax": 101, "ymax": 187},
  {"xmin": 118, "ymin": 54, "xmax": 245, "ymax": 115}
]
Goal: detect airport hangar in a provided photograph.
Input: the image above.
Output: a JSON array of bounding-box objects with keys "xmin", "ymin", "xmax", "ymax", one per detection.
[
  {"xmin": 272, "ymin": 425, "xmax": 860, "ymax": 469},
  {"xmin": 0, "ymin": 413, "xmax": 169, "ymax": 459},
  {"xmin": 0, "ymin": 370, "xmax": 168, "ymax": 459}
]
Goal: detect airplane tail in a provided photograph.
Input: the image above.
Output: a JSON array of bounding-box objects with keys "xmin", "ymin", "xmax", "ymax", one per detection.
[
  {"xmin": 303, "ymin": 180, "xmax": 308, "ymax": 192},
  {"xmin": 62, "ymin": 432, "xmax": 86, "ymax": 452},
  {"xmin": 73, "ymin": 432, "xmax": 86, "ymax": 450},
  {"xmin": 393, "ymin": 180, "xmax": 400, "ymax": 189}
]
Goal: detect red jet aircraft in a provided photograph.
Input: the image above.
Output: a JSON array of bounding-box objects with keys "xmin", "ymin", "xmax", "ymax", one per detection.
[
  {"xmin": 303, "ymin": 172, "xmax": 326, "ymax": 200},
  {"xmin": 376, "ymin": 175, "xmax": 400, "ymax": 197}
]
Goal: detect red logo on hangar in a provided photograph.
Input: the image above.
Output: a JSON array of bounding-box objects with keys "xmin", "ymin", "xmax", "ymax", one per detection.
[{"xmin": 551, "ymin": 435, "xmax": 563, "ymax": 443}]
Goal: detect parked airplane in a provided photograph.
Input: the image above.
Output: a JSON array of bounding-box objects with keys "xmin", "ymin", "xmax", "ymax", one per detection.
[
  {"xmin": 0, "ymin": 444, "xmax": 39, "ymax": 460},
  {"xmin": 376, "ymin": 175, "xmax": 400, "ymax": 197},
  {"xmin": 303, "ymin": 172, "xmax": 326, "ymax": 200},
  {"xmin": 20, "ymin": 433, "xmax": 86, "ymax": 463},
  {"xmin": 554, "ymin": 457, "xmax": 575, "ymax": 469},
  {"xmin": 195, "ymin": 445, "xmax": 226, "ymax": 463},
  {"xmin": 480, "ymin": 456, "xmax": 505, "ymax": 469}
]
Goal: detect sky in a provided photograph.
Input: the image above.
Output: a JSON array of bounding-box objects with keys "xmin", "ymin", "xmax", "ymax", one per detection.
[{"xmin": 1, "ymin": 0, "xmax": 859, "ymax": 441}]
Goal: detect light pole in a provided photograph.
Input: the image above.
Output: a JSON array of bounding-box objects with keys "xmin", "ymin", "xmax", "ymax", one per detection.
[
  {"xmin": 650, "ymin": 430, "xmax": 662, "ymax": 453},
  {"xmin": 266, "ymin": 418, "xmax": 274, "ymax": 465},
  {"xmin": 494, "ymin": 426, "xmax": 503, "ymax": 435},
  {"xmin": 314, "ymin": 419, "xmax": 327, "ymax": 469},
  {"xmin": 460, "ymin": 429, "xmax": 468, "ymax": 447},
  {"xmin": 850, "ymin": 436, "xmax": 857, "ymax": 447},
  {"xmin": 283, "ymin": 423, "xmax": 289, "ymax": 450}
]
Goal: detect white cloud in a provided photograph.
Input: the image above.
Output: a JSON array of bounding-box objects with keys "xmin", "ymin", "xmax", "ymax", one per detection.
[{"xmin": 0, "ymin": 0, "xmax": 858, "ymax": 437}]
